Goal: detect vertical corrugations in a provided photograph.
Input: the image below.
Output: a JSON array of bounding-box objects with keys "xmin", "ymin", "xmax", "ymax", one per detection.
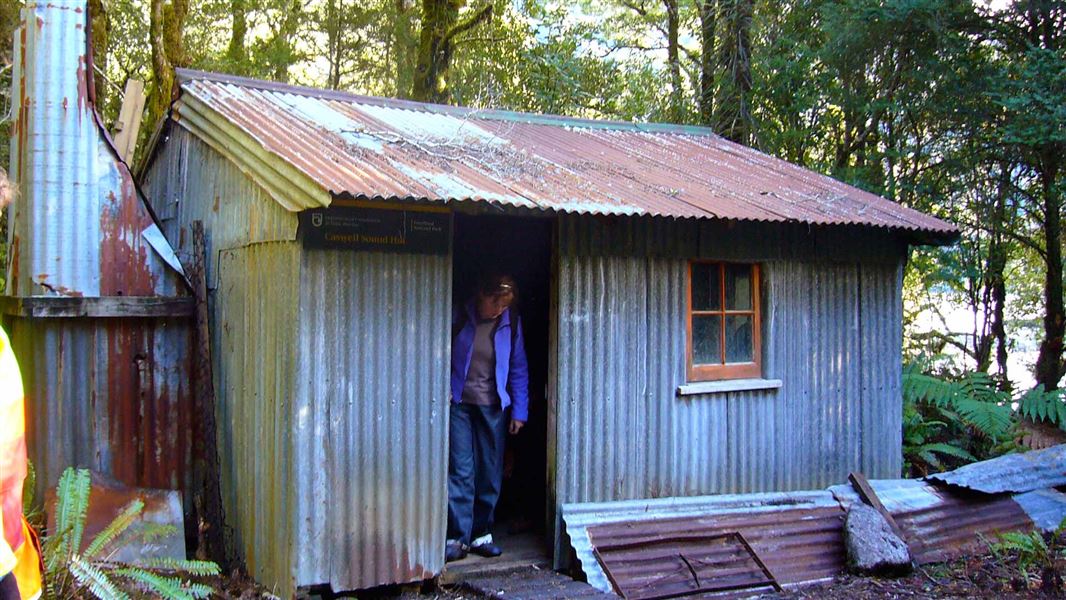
[
  {"xmin": 216, "ymin": 243, "xmax": 299, "ymax": 593},
  {"xmin": 295, "ymin": 250, "xmax": 450, "ymax": 592},
  {"xmin": 141, "ymin": 127, "xmax": 299, "ymax": 285},
  {"xmin": 554, "ymin": 215, "xmax": 905, "ymax": 523},
  {"xmin": 6, "ymin": 0, "xmax": 193, "ymax": 499}
]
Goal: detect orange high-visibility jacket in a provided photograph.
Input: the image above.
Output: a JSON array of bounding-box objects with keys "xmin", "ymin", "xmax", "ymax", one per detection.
[{"xmin": 0, "ymin": 326, "xmax": 42, "ymax": 600}]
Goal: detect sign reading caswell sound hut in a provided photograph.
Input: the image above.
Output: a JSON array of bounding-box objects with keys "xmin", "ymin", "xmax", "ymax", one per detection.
[{"xmin": 299, "ymin": 204, "xmax": 451, "ymax": 254}]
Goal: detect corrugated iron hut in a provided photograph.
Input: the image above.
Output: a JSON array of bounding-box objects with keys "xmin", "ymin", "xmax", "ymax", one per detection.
[{"xmin": 138, "ymin": 69, "xmax": 956, "ymax": 595}]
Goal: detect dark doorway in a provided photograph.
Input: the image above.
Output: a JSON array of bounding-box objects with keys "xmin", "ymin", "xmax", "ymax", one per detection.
[{"xmin": 450, "ymin": 211, "xmax": 553, "ymax": 568}]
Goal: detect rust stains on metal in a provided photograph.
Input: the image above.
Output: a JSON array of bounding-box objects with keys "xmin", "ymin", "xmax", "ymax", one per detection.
[
  {"xmin": 893, "ymin": 490, "xmax": 1034, "ymax": 565},
  {"xmin": 592, "ymin": 531, "xmax": 782, "ymax": 599},
  {"xmin": 169, "ymin": 69, "xmax": 956, "ymax": 240},
  {"xmin": 585, "ymin": 505, "xmax": 847, "ymax": 593}
]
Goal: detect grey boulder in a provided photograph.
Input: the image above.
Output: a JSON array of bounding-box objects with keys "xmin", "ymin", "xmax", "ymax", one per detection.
[{"xmin": 844, "ymin": 504, "xmax": 913, "ymax": 575}]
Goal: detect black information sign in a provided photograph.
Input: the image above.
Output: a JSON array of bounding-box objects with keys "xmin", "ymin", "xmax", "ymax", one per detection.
[{"xmin": 298, "ymin": 205, "xmax": 451, "ymax": 254}]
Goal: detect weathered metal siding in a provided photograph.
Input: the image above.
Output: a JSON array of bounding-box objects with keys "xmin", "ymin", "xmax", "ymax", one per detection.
[
  {"xmin": 553, "ymin": 215, "xmax": 904, "ymax": 513},
  {"xmin": 293, "ymin": 249, "xmax": 450, "ymax": 592},
  {"xmin": 216, "ymin": 243, "xmax": 300, "ymax": 592},
  {"xmin": 140, "ymin": 126, "xmax": 299, "ymax": 283},
  {"xmin": 6, "ymin": 0, "xmax": 192, "ymax": 493},
  {"xmin": 10, "ymin": 319, "xmax": 192, "ymax": 489}
]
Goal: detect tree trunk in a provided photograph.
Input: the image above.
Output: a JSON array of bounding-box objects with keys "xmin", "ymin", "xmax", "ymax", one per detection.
[
  {"xmin": 146, "ymin": 0, "xmax": 174, "ymax": 136},
  {"xmin": 226, "ymin": 0, "xmax": 247, "ymax": 70},
  {"xmin": 88, "ymin": 0, "xmax": 109, "ymax": 106},
  {"xmin": 393, "ymin": 0, "xmax": 418, "ymax": 99},
  {"xmin": 697, "ymin": 0, "xmax": 716, "ymax": 126},
  {"xmin": 163, "ymin": 0, "xmax": 189, "ymax": 69},
  {"xmin": 412, "ymin": 0, "xmax": 492, "ymax": 103},
  {"xmin": 272, "ymin": 0, "xmax": 302, "ymax": 82},
  {"xmin": 1034, "ymin": 159, "xmax": 1065, "ymax": 389},
  {"xmin": 712, "ymin": 0, "xmax": 753, "ymax": 144},
  {"xmin": 664, "ymin": 0, "xmax": 683, "ymax": 122}
]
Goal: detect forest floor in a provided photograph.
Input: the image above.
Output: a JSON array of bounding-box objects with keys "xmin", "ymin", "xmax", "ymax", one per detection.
[
  {"xmin": 205, "ymin": 548, "xmax": 1066, "ymax": 599},
  {"xmin": 781, "ymin": 550, "xmax": 1064, "ymax": 599}
]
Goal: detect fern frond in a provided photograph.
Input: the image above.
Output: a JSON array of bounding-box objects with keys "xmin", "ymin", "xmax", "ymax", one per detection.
[
  {"xmin": 919, "ymin": 442, "xmax": 976, "ymax": 462},
  {"xmin": 140, "ymin": 557, "xmax": 221, "ymax": 577},
  {"xmin": 84, "ymin": 499, "xmax": 144, "ymax": 559},
  {"xmin": 69, "ymin": 555, "xmax": 130, "ymax": 600},
  {"xmin": 138, "ymin": 523, "xmax": 179, "ymax": 545},
  {"xmin": 45, "ymin": 468, "xmax": 92, "ymax": 578},
  {"xmin": 114, "ymin": 568, "xmax": 213, "ymax": 600},
  {"xmin": 955, "ymin": 398, "xmax": 1013, "ymax": 439},
  {"xmin": 60, "ymin": 469, "xmax": 92, "ymax": 560}
]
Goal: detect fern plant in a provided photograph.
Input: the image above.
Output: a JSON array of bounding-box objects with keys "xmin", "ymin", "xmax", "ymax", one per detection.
[
  {"xmin": 44, "ymin": 468, "xmax": 220, "ymax": 600},
  {"xmin": 1019, "ymin": 385, "xmax": 1066, "ymax": 430},
  {"xmin": 988, "ymin": 518, "xmax": 1066, "ymax": 590},
  {"xmin": 901, "ymin": 364, "xmax": 1017, "ymax": 475}
]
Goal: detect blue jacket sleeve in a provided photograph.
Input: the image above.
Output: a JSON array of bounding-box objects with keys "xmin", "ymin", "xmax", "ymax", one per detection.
[{"xmin": 508, "ymin": 315, "xmax": 530, "ymax": 422}]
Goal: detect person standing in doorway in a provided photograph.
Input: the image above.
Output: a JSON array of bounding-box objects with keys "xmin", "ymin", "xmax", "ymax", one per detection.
[{"xmin": 446, "ymin": 274, "xmax": 529, "ymax": 562}]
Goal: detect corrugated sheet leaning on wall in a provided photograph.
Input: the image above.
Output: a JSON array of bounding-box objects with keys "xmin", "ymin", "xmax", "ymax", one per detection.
[
  {"xmin": 294, "ymin": 249, "xmax": 450, "ymax": 592},
  {"xmin": 215, "ymin": 243, "xmax": 450, "ymax": 595},
  {"xmin": 6, "ymin": 0, "xmax": 192, "ymax": 492},
  {"xmin": 552, "ymin": 215, "xmax": 903, "ymax": 519}
]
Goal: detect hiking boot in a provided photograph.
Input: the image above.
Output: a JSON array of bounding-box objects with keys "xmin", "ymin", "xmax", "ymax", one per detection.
[
  {"xmin": 445, "ymin": 540, "xmax": 467, "ymax": 562},
  {"xmin": 469, "ymin": 534, "xmax": 502, "ymax": 558}
]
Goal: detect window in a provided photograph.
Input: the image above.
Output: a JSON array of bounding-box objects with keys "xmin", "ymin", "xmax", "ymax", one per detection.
[{"xmin": 687, "ymin": 261, "xmax": 761, "ymax": 381}]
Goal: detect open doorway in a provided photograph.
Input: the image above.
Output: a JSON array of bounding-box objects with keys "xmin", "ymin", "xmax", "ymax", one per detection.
[{"xmin": 450, "ymin": 211, "xmax": 553, "ymax": 569}]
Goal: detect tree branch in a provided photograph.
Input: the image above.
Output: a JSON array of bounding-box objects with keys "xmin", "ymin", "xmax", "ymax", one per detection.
[{"xmin": 444, "ymin": 2, "xmax": 493, "ymax": 44}]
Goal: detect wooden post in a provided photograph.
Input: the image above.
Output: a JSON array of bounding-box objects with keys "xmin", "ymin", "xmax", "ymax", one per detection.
[
  {"xmin": 190, "ymin": 221, "xmax": 226, "ymax": 564},
  {"xmin": 113, "ymin": 79, "xmax": 146, "ymax": 163},
  {"xmin": 848, "ymin": 471, "xmax": 918, "ymax": 563}
]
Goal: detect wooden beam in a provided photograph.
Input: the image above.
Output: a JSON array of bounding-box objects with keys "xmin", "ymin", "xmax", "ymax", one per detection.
[
  {"xmin": 0, "ymin": 295, "xmax": 194, "ymax": 318},
  {"xmin": 189, "ymin": 221, "xmax": 226, "ymax": 564},
  {"xmin": 113, "ymin": 78, "xmax": 147, "ymax": 163},
  {"xmin": 848, "ymin": 471, "xmax": 917, "ymax": 560}
]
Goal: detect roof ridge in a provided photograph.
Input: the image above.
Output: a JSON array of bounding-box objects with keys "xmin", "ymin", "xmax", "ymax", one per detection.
[{"xmin": 175, "ymin": 68, "xmax": 721, "ymax": 135}]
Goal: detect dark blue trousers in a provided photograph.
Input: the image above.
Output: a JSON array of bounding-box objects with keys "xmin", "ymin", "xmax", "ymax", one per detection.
[{"xmin": 447, "ymin": 402, "xmax": 507, "ymax": 545}]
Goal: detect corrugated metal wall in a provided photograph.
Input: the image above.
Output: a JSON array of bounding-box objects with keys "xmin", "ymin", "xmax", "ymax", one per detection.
[
  {"xmin": 216, "ymin": 243, "xmax": 300, "ymax": 592},
  {"xmin": 10, "ymin": 319, "xmax": 192, "ymax": 489},
  {"xmin": 294, "ymin": 249, "xmax": 450, "ymax": 592},
  {"xmin": 144, "ymin": 125, "xmax": 451, "ymax": 594},
  {"xmin": 553, "ymin": 215, "xmax": 904, "ymax": 513},
  {"xmin": 7, "ymin": 0, "xmax": 193, "ymax": 495}
]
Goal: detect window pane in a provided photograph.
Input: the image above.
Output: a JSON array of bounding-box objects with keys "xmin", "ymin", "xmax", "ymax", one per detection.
[
  {"xmin": 724, "ymin": 264, "xmax": 753, "ymax": 311},
  {"xmin": 693, "ymin": 315, "xmax": 722, "ymax": 365},
  {"xmin": 725, "ymin": 315, "xmax": 754, "ymax": 363},
  {"xmin": 691, "ymin": 263, "xmax": 721, "ymax": 311}
]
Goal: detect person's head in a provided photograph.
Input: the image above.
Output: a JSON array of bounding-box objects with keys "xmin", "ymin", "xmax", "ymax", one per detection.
[
  {"xmin": 475, "ymin": 274, "xmax": 517, "ymax": 320},
  {"xmin": 0, "ymin": 167, "xmax": 13, "ymax": 210}
]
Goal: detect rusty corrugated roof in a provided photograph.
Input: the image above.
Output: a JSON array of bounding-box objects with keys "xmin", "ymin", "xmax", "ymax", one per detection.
[{"xmin": 167, "ymin": 69, "xmax": 956, "ymax": 240}]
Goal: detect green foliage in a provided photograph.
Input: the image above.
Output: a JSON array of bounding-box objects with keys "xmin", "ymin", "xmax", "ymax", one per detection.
[
  {"xmin": 1019, "ymin": 385, "xmax": 1066, "ymax": 430},
  {"xmin": 989, "ymin": 519, "xmax": 1066, "ymax": 586},
  {"xmin": 44, "ymin": 468, "xmax": 220, "ymax": 600},
  {"xmin": 901, "ymin": 363, "xmax": 1018, "ymax": 476}
]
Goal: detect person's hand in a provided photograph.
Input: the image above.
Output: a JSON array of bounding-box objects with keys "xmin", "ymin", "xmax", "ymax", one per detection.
[{"xmin": 509, "ymin": 419, "xmax": 525, "ymax": 435}]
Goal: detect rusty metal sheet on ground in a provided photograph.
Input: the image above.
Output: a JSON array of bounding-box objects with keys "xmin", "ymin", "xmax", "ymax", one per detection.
[
  {"xmin": 585, "ymin": 505, "xmax": 846, "ymax": 597},
  {"xmin": 590, "ymin": 532, "xmax": 780, "ymax": 600}
]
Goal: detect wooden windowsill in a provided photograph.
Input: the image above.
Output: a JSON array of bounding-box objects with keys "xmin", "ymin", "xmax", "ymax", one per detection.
[{"xmin": 676, "ymin": 378, "xmax": 783, "ymax": 396}]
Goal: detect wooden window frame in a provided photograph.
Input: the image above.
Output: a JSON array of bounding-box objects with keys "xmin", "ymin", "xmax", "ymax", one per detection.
[{"xmin": 686, "ymin": 261, "xmax": 762, "ymax": 381}]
